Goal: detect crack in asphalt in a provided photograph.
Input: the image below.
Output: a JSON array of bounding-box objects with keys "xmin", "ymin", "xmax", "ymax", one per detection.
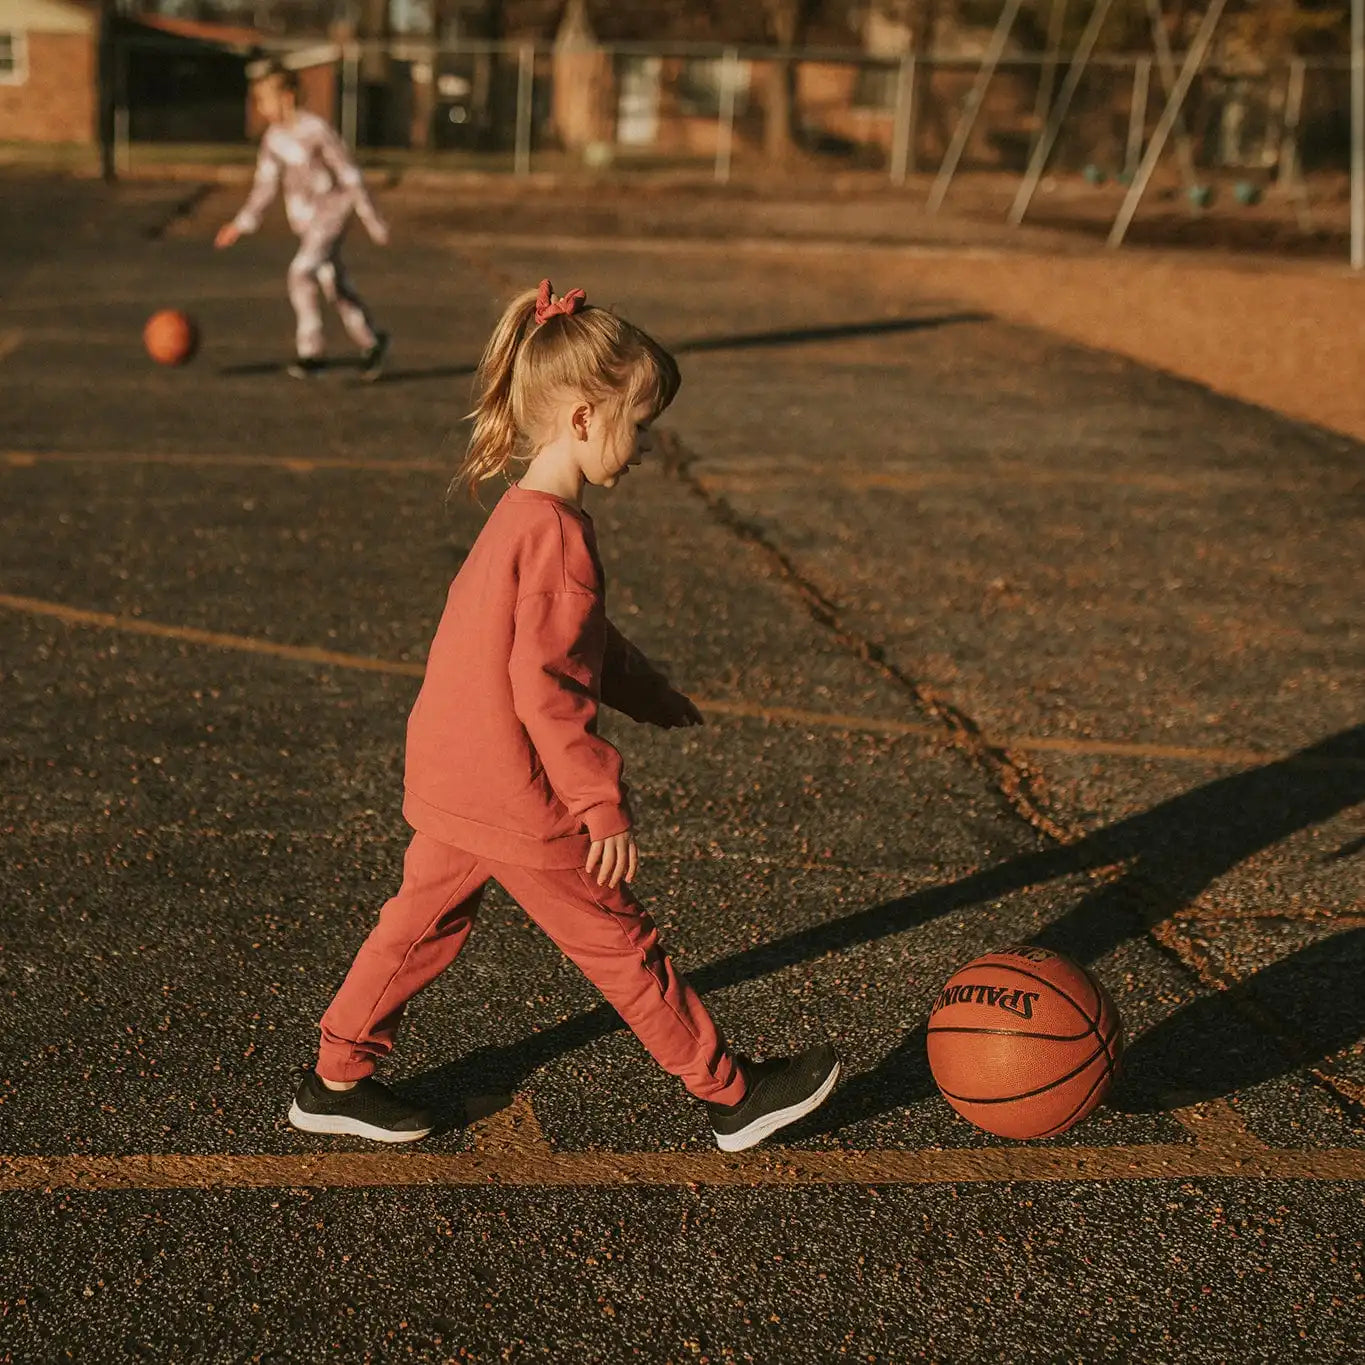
[
  {"xmin": 658, "ymin": 427, "xmax": 1075, "ymax": 847},
  {"xmin": 656, "ymin": 427, "xmax": 1365, "ymax": 1131}
]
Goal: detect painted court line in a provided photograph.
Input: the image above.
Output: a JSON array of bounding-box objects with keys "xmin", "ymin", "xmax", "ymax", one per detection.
[
  {"xmin": 2, "ymin": 592, "xmax": 1359, "ymax": 771},
  {"xmin": 0, "ymin": 593, "xmax": 428, "ymax": 679},
  {"xmin": 1168, "ymin": 1095, "xmax": 1266, "ymax": 1148},
  {"xmin": 3, "ymin": 1081, "xmax": 1356, "ymax": 1193},
  {"xmin": 5, "ymin": 1092, "xmax": 1359, "ymax": 1191},
  {"xmin": 3, "ymin": 1144, "xmax": 1361, "ymax": 1191}
]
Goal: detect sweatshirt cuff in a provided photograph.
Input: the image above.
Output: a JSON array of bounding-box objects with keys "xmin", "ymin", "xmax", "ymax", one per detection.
[{"xmin": 583, "ymin": 802, "xmax": 632, "ymax": 842}]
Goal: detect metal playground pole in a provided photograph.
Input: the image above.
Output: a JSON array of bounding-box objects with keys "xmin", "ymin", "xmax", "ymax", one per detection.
[
  {"xmin": 1030, "ymin": 0, "xmax": 1069, "ymax": 158},
  {"xmin": 1125, "ymin": 56, "xmax": 1151, "ymax": 179},
  {"xmin": 1142, "ymin": 0, "xmax": 1202, "ymax": 197},
  {"xmin": 1277, "ymin": 58, "xmax": 1315, "ymax": 232},
  {"xmin": 1107, "ymin": 0, "xmax": 1229, "ymax": 249},
  {"xmin": 1007, "ymin": 0, "xmax": 1118, "ymax": 226},
  {"xmin": 928, "ymin": 0, "xmax": 1027, "ymax": 212}
]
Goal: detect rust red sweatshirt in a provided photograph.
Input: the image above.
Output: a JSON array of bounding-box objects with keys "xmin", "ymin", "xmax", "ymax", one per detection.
[{"xmin": 403, "ymin": 485, "xmax": 675, "ymax": 869}]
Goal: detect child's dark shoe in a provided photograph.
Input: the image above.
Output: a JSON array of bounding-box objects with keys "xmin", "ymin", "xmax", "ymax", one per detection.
[
  {"xmin": 360, "ymin": 331, "xmax": 390, "ymax": 382},
  {"xmin": 286, "ymin": 356, "xmax": 324, "ymax": 380},
  {"xmin": 707, "ymin": 1043, "xmax": 840, "ymax": 1152},
  {"xmin": 288, "ymin": 1069, "xmax": 434, "ymax": 1143}
]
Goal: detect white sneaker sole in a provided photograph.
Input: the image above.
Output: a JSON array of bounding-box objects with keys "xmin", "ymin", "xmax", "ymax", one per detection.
[
  {"xmin": 287, "ymin": 1101, "xmax": 432, "ymax": 1144},
  {"xmin": 713, "ymin": 1058, "xmax": 841, "ymax": 1153}
]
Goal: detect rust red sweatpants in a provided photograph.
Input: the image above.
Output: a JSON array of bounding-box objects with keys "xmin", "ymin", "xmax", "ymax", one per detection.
[{"xmin": 317, "ymin": 831, "xmax": 745, "ymax": 1104}]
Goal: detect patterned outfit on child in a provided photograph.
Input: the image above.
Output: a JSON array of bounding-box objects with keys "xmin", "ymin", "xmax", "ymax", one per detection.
[{"xmin": 233, "ymin": 110, "xmax": 385, "ymax": 361}]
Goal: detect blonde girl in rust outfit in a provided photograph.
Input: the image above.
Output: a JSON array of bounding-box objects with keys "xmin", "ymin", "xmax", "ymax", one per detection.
[{"xmin": 289, "ymin": 281, "xmax": 839, "ymax": 1151}]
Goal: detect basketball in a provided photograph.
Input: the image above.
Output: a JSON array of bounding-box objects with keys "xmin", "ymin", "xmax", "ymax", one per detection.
[
  {"xmin": 926, "ymin": 945, "xmax": 1123, "ymax": 1140},
  {"xmin": 143, "ymin": 309, "xmax": 199, "ymax": 366}
]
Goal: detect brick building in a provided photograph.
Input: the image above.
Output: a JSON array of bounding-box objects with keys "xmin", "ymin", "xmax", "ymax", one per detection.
[
  {"xmin": 0, "ymin": 1, "xmax": 339, "ymax": 147},
  {"xmin": 0, "ymin": 0, "xmax": 97, "ymax": 144}
]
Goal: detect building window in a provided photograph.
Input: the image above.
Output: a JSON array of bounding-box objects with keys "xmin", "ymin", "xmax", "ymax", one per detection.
[
  {"xmin": 0, "ymin": 31, "xmax": 28, "ymax": 85},
  {"xmin": 853, "ymin": 62, "xmax": 900, "ymax": 112},
  {"xmin": 675, "ymin": 58, "xmax": 750, "ymax": 119}
]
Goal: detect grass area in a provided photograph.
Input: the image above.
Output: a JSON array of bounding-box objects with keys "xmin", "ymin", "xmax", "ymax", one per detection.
[{"xmin": 0, "ymin": 142, "xmax": 101, "ymax": 172}]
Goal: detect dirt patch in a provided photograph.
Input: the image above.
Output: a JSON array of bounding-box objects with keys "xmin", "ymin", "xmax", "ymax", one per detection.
[{"xmin": 890, "ymin": 248, "xmax": 1365, "ymax": 446}]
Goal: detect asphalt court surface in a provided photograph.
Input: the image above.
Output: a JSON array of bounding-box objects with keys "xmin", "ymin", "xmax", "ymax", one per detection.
[{"xmin": 1, "ymin": 179, "xmax": 1362, "ymax": 1360}]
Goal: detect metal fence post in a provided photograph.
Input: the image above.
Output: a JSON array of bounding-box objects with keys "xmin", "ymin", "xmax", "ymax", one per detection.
[
  {"xmin": 1008, "ymin": 0, "xmax": 1117, "ymax": 225},
  {"xmin": 114, "ymin": 37, "xmax": 130, "ymax": 176},
  {"xmin": 715, "ymin": 46, "xmax": 739, "ymax": 184},
  {"xmin": 1278, "ymin": 58, "xmax": 1305, "ymax": 185},
  {"xmin": 114, "ymin": 104, "xmax": 129, "ymax": 176},
  {"xmin": 928, "ymin": 0, "xmax": 1026, "ymax": 212},
  {"xmin": 1108, "ymin": 0, "xmax": 1229, "ymax": 249},
  {"xmin": 342, "ymin": 42, "xmax": 360, "ymax": 149},
  {"xmin": 1352, "ymin": 0, "xmax": 1363, "ymax": 268},
  {"xmin": 1125, "ymin": 56, "xmax": 1151, "ymax": 179},
  {"xmin": 97, "ymin": 2, "xmax": 116, "ymax": 182},
  {"xmin": 515, "ymin": 42, "xmax": 534, "ymax": 177},
  {"xmin": 889, "ymin": 54, "xmax": 916, "ymax": 185}
]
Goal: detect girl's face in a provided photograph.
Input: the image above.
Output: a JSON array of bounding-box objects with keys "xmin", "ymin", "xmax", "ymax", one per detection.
[
  {"xmin": 581, "ymin": 400, "xmax": 654, "ymax": 490},
  {"xmin": 252, "ymin": 77, "xmax": 295, "ymax": 125}
]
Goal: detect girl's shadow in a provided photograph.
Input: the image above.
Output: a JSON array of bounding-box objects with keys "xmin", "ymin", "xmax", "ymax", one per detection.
[
  {"xmin": 405, "ymin": 725, "xmax": 1365, "ymax": 1133},
  {"xmin": 1115, "ymin": 926, "xmax": 1365, "ymax": 1113}
]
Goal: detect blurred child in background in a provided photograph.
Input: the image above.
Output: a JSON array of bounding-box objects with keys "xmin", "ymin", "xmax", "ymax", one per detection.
[{"xmin": 216, "ymin": 60, "xmax": 390, "ymax": 381}]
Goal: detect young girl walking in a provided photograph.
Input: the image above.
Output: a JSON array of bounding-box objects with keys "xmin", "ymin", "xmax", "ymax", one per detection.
[
  {"xmin": 215, "ymin": 61, "xmax": 390, "ymax": 381},
  {"xmin": 289, "ymin": 281, "xmax": 840, "ymax": 1152}
]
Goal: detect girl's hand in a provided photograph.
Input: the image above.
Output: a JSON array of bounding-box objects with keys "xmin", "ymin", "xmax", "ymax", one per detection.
[
  {"xmin": 586, "ymin": 832, "xmax": 638, "ymax": 889},
  {"xmin": 655, "ymin": 689, "xmax": 704, "ymax": 729},
  {"xmin": 215, "ymin": 223, "xmax": 240, "ymax": 249}
]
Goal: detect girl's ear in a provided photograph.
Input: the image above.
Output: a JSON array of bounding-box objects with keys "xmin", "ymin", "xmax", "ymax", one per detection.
[{"xmin": 571, "ymin": 401, "xmax": 594, "ymax": 442}]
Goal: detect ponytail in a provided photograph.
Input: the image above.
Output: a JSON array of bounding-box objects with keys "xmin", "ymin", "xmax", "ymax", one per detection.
[
  {"xmin": 452, "ymin": 280, "xmax": 680, "ymax": 503},
  {"xmin": 456, "ymin": 289, "xmax": 540, "ymax": 501}
]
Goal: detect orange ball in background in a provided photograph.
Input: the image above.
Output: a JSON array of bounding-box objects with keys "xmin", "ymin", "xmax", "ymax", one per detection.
[
  {"xmin": 926, "ymin": 944, "xmax": 1123, "ymax": 1140},
  {"xmin": 143, "ymin": 309, "xmax": 199, "ymax": 367}
]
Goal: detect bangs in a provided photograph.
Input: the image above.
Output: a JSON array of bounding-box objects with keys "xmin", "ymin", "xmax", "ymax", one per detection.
[{"xmin": 621, "ymin": 328, "xmax": 681, "ymax": 423}]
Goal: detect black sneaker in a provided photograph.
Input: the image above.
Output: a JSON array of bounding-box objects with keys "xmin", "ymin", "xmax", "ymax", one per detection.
[
  {"xmin": 360, "ymin": 332, "xmax": 389, "ymax": 382},
  {"xmin": 707, "ymin": 1043, "xmax": 841, "ymax": 1152},
  {"xmin": 288, "ymin": 1068, "xmax": 434, "ymax": 1143},
  {"xmin": 286, "ymin": 356, "xmax": 324, "ymax": 380}
]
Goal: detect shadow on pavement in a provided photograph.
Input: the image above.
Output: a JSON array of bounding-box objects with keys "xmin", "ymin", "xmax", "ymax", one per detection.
[
  {"xmin": 371, "ymin": 364, "xmax": 478, "ymax": 385},
  {"xmin": 672, "ymin": 311, "xmax": 991, "ymax": 356},
  {"xmin": 795, "ymin": 723, "xmax": 1365, "ymax": 1137},
  {"xmin": 1116, "ymin": 926, "xmax": 1365, "ymax": 1112},
  {"xmin": 217, "ymin": 314, "xmax": 984, "ymax": 388},
  {"xmin": 217, "ymin": 359, "xmax": 478, "ymax": 384}
]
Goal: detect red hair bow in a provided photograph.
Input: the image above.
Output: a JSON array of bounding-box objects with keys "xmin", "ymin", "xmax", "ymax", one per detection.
[{"xmin": 535, "ymin": 279, "xmax": 586, "ymax": 325}]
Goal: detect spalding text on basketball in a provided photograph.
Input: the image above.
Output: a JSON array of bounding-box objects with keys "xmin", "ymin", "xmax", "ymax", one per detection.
[{"xmin": 930, "ymin": 984, "xmax": 1042, "ymax": 1019}]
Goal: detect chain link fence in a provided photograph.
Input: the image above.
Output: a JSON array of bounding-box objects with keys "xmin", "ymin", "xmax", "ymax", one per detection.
[{"xmin": 112, "ymin": 33, "xmax": 1357, "ymax": 190}]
